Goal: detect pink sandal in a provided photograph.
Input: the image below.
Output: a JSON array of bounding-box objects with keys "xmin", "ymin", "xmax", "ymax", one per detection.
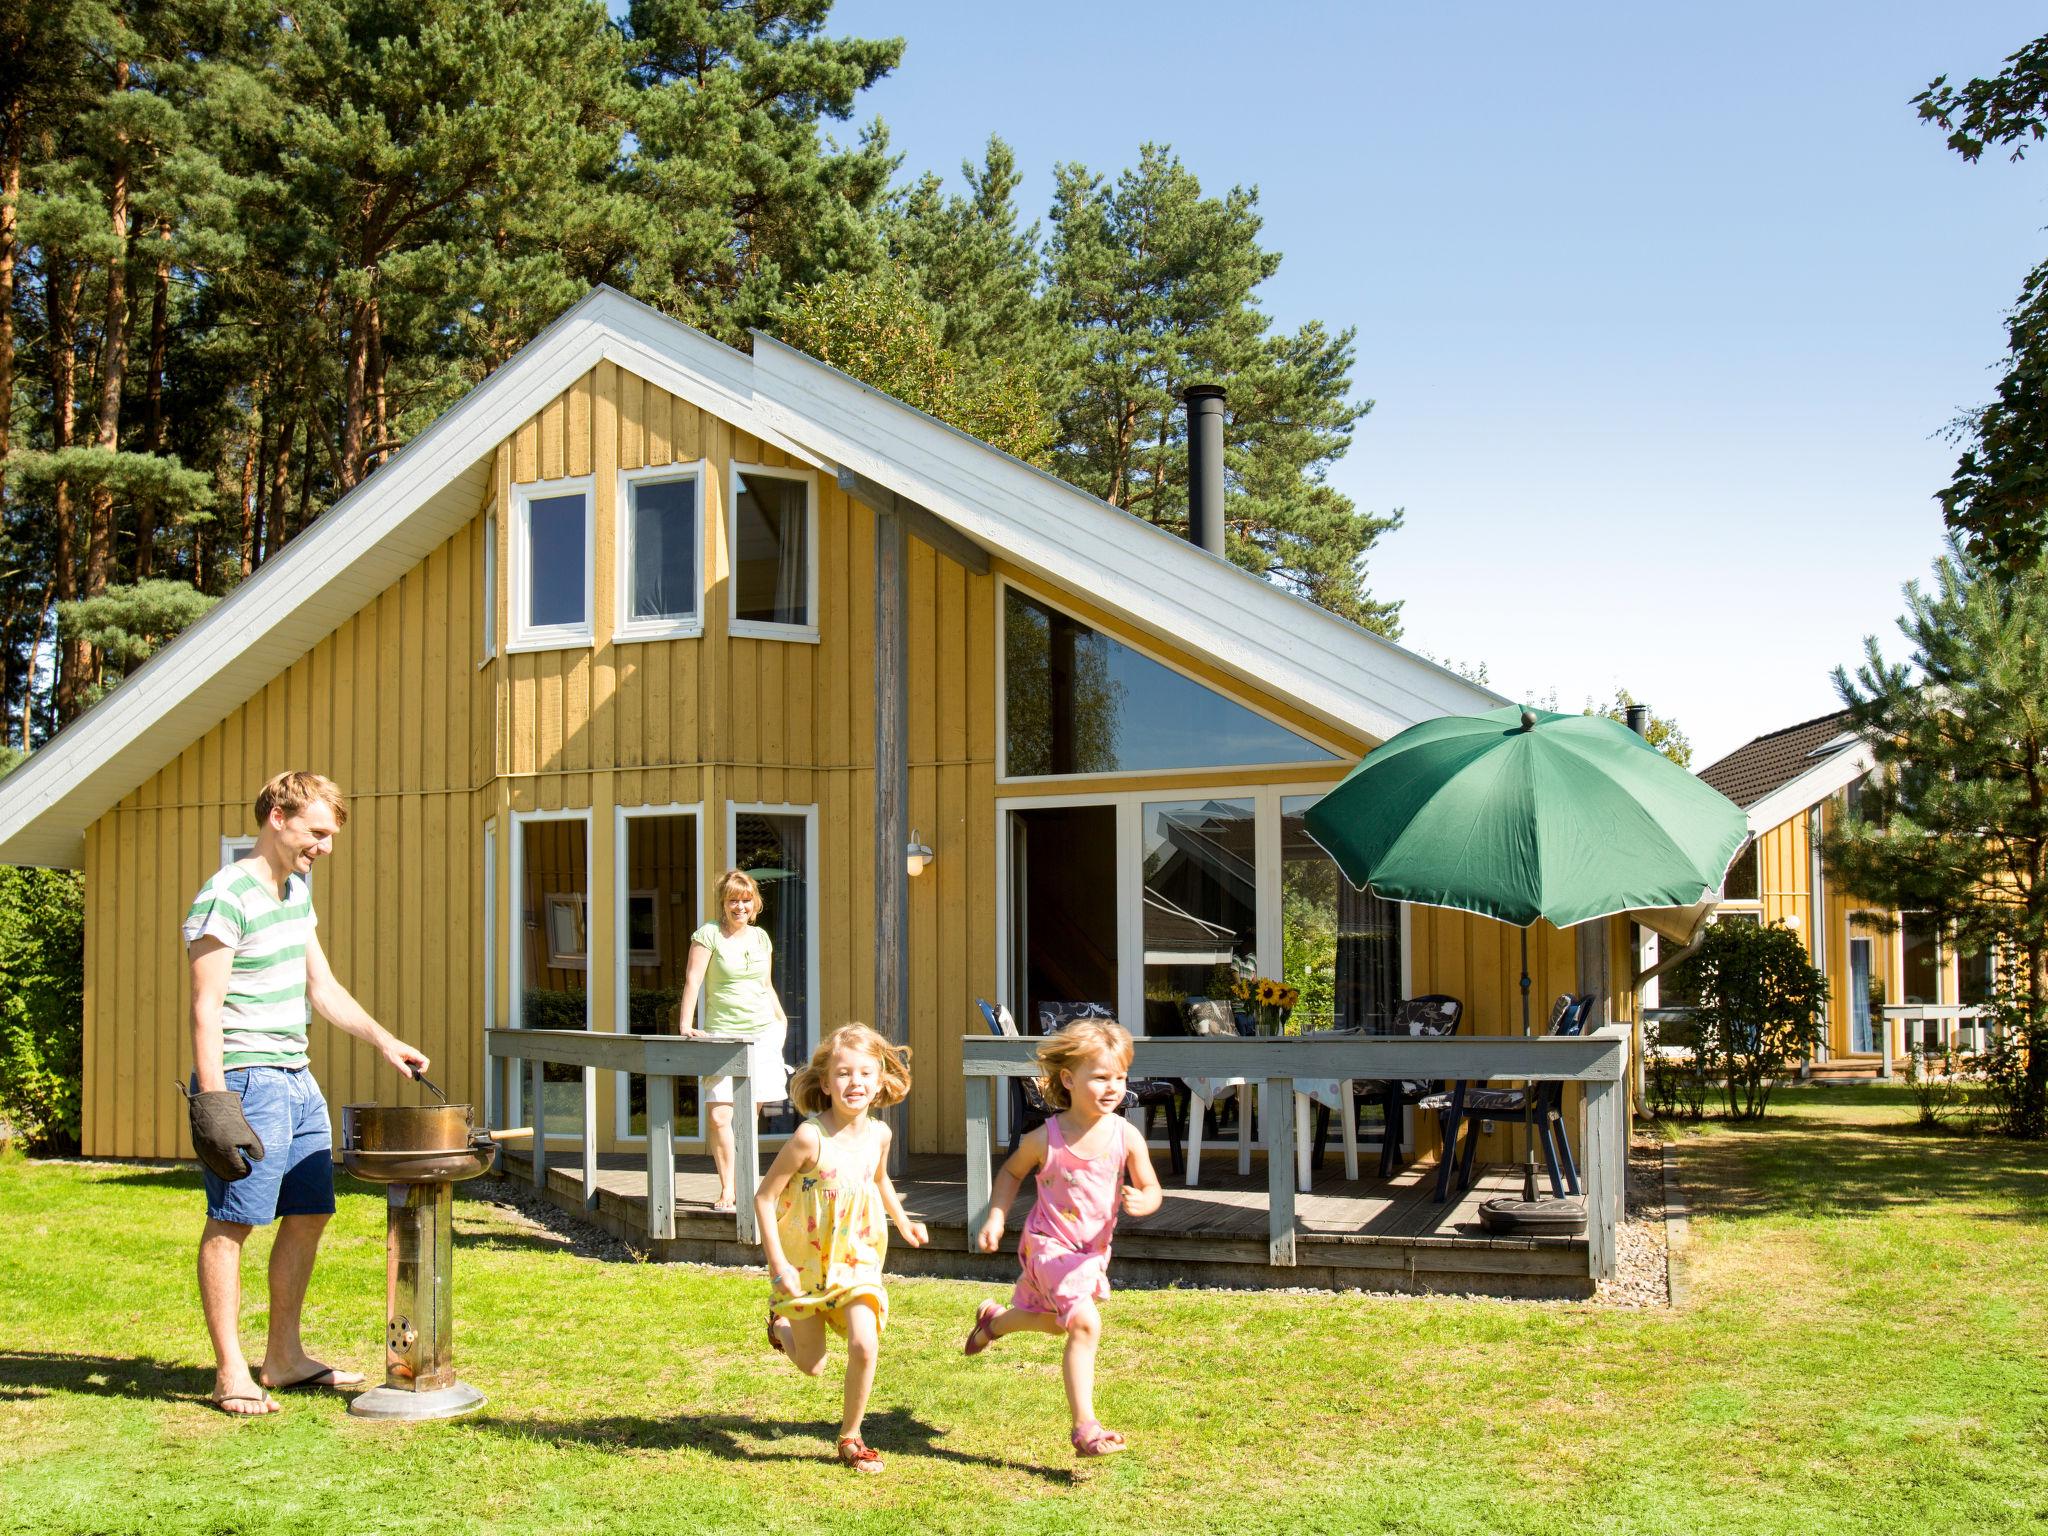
[
  {"xmin": 963, "ymin": 1299, "xmax": 1002, "ymax": 1356},
  {"xmin": 1071, "ymin": 1420, "xmax": 1127, "ymax": 1457}
]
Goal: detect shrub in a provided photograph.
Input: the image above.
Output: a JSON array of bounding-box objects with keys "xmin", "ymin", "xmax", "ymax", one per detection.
[
  {"xmin": 1645, "ymin": 1011, "xmax": 1709, "ymax": 1122},
  {"xmin": 1668, "ymin": 920, "xmax": 1829, "ymax": 1120},
  {"xmin": 0, "ymin": 867, "xmax": 86, "ymax": 1153},
  {"xmin": 1907, "ymin": 1044, "xmax": 1977, "ymax": 1130}
]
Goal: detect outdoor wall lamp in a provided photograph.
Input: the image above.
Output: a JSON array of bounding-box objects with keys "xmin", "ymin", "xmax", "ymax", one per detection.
[{"xmin": 906, "ymin": 830, "xmax": 934, "ymax": 877}]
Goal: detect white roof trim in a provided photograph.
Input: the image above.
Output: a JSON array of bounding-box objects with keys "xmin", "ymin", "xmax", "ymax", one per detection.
[
  {"xmin": 746, "ymin": 333, "xmax": 1502, "ymax": 743},
  {"xmin": 0, "ymin": 285, "xmax": 1501, "ymax": 868},
  {"xmin": 1744, "ymin": 739, "xmax": 1877, "ymax": 836}
]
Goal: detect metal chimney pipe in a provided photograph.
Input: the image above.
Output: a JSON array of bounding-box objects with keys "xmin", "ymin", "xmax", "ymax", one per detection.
[
  {"xmin": 1183, "ymin": 384, "xmax": 1227, "ymax": 557},
  {"xmin": 1625, "ymin": 703, "xmax": 1651, "ymax": 738}
]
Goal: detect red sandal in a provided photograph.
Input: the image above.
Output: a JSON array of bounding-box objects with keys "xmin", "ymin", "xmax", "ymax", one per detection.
[
  {"xmin": 837, "ymin": 1435, "xmax": 884, "ymax": 1473},
  {"xmin": 1071, "ymin": 1420, "xmax": 1127, "ymax": 1457},
  {"xmin": 766, "ymin": 1311, "xmax": 785, "ymax": 1355},
  {"xmin": 963, "ymin": 1299, "xmax": 1002, "ymax": 1356}
]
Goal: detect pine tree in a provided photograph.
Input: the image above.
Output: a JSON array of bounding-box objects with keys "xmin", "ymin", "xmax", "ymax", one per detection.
[{"xmin": 1044, "ymin": 146, "xmax": 1399, "ymax": 634}]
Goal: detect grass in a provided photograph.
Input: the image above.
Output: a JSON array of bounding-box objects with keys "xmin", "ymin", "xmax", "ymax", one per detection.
[{"xmin": 3, "ymin": 1086, "xmax": 2045, "ymax": 1535}]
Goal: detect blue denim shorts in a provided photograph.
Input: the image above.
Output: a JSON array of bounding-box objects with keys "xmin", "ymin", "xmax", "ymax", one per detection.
[{"xmin": 193, "ymin": 1066, "xmax": 337, "ymax": 1226}]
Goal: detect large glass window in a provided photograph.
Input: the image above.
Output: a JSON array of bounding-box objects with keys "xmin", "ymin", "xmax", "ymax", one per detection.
[
  {"xmin": 1142, "ymin": 799, "xmax": 1257, "ymax": 1019},
  {"xmin": 516, "ymin": 815, "xmax": 589, "ymax": 1135},
  {"xmin": 1010, "ymin": 805, "xmax": 1121, "ymax": 1033},
  {"xmin": 1959, "ymin": 944, "xmax": 1995, "ymax": 1008},
  {"xmin": 1004, "ymin": 587, "xmax": 1336, "ymax": 778},
  {"xmin": 732, "ymin": 808, "xmax": 813, "ymax": 1134},
  {"xmin": 1281, "ymin": 795, "xmax": 1399, "ymax": 1033},
  {"xmin": 731, "ymin": 468, "xmax": 813, "ymax": 633},
  {"xmin": 512, "ymin": 479, "xmax": 592, "ymax": 648},
  {"xmin": 1721, "ymin": 839, "xmax": 1759, "ymax": 901},
  {"xmin": 620, "ymin": 810, "xmax": 700, "ymax": 1139},
  {"xmin": 1900, "ymin": 913, "xmax": 1942, "ymax": 1006},
  {"xmin": 620, "ymin": 470, "xmax": 700, "ymax": 636}
]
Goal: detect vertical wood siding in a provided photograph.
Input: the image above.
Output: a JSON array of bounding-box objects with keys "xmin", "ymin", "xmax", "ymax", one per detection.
[{"xmin": 86, "ymin": 360, "xmax": 1602, "ymax": 1161}]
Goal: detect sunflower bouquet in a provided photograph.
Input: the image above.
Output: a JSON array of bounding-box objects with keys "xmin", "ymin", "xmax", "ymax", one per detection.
[{"xmin": 1229, "ymin": 972, "xmax": 1302, "ymax": 1036}]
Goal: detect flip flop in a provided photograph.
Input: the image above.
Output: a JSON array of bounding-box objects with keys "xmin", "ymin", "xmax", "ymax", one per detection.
[
  {"xmin": 963, "ymin": 1299, "xmax": 1002, "ymax": 1356},
  {"xmin": 1071, "ymin": 1420, "xmax": 1127, "ymax": 1457},
  {"xmin": 268, "ymin": 1366, "xmax": 363, "ymax": 1393},
  {"xmin": 709, "ymin": 1200, "xmax": 737, "ymax": 1215},
  {"xmin": 209, "ymin": 1391, "xmax": 278, "ymax": 1417}
]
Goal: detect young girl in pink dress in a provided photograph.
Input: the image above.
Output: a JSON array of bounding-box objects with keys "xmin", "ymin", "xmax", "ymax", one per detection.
[{"xmin": 964, "ymin": 1017, "xmax": 1162, "ymax": 1456}]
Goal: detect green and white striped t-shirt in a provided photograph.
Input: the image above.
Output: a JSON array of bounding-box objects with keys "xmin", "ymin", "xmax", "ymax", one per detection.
[{"xmin": 183, "ymin": 863, "xmax": 317, "ymax": 1069}]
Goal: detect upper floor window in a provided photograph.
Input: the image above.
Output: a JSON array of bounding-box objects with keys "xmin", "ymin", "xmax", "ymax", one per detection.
[
  {"xmin": 617, "ymin": 463, "xmax": 703, "ymax": 642},
  {"xmin": 1001, "ymin": 585, "xmax": 1338, "ymax": 779},
  {"xmin": 510, "ymin": 476, "xmax": 594, "ymax": 651},
  {"xmin": 729, "ymin": 464, "xmax": 817, "ymax": 640}
]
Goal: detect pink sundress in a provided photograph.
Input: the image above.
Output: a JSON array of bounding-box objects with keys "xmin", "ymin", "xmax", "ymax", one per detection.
[{"xmin": 1012, "ymin": 1113, "xmax": 1124, "ymax": 1327}]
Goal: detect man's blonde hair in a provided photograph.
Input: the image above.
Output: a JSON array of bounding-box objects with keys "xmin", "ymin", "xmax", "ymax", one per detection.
[{"xmin": 254, "ymin": 771, "xmax": 348, "ymax": 829}]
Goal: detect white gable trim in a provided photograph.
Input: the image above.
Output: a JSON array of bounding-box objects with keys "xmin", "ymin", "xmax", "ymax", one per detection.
[
  {"xmin": 746, "ymin": 333, "xmax": 1501, "ymax": 745},
  {"xmin": 0, "ymin": 286, "xmax": 1501, "ymax": 869},
  {"xmin": 1744, "ymin": 741, "xmax": 1877, "ymax": 837}
]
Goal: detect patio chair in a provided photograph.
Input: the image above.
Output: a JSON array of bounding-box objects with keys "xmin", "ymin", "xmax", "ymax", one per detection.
[
  {"xmin": 976, "ymin": 999, "xmax": 1058, "ymax": 1155},
  {"xmin": 1418, "ymin": 993, "xmax": 1593, "ymax": 1203},
  {"xmin": 1037, "ymin": 1001, "xmax": 1185, "ymax": 1174},
  {"xmin": 1311, "ymin": 994, "xmax": 1463, "ymax": 1178}
]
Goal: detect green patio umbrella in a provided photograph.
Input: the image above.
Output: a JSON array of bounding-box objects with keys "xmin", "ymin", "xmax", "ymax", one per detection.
[{"xmin": 1303, "ymin": 704, "xmax": 1746, "ymax": 1209}]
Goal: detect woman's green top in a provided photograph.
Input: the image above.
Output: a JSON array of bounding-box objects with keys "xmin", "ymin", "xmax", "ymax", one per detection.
[{"xmin": 691, "ymin": 921, "xmax": 776, "ymax": 1036}]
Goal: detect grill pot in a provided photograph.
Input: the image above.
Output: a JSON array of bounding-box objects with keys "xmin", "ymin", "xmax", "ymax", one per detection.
[{"xmin": 341, "ymin": 1103, "xmax": 498, "ymax": 1183}]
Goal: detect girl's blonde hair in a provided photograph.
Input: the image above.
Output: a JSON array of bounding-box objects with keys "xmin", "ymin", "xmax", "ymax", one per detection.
[
  {"xmin": 714, "ymin": 867, "xmax": 761, "ymax": 917},
  {"xmin": 789, "ymin": 1023, "xmax": 913, "ymax": 1115},
  {"xmin": 1034, "ymin": 1018, "xmax": 1134, "ymax": 1111}
]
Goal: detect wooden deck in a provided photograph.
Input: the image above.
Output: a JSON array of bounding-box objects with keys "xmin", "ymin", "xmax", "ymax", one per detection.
[{"xmin": 502, "ymin": 1149, "xmax": 1593, "ymax": 1299}]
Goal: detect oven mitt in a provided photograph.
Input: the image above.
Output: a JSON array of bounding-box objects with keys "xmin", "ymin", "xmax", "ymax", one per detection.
[{"xmin": 180, "ymin": 1084, "xmax": 265, "ymax": 1182}]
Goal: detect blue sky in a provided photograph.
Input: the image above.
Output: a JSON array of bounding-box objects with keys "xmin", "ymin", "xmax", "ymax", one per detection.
[{"xmin": 822, "ymin": 1, "xmax": 2046, "ymax": 764}]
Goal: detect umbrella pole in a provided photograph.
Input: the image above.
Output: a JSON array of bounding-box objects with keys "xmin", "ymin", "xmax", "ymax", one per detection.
[{"xmin": 1520, "ymin": 929, "xmax": 1540, "ymax": 1203}]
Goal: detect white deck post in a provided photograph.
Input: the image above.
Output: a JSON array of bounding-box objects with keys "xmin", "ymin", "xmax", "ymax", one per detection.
[
  {"xmin": 581, "ymin": 1066, "xmax": 598, "ymax": 1211},
  {"xmin": 733, "ymin": 1069, "xmax": 760, "ymax": 1245},
  {"xmin": 530, "ymin": 1059, "xmax": 548, "ymax": 1187},
  {"xmin": 1583, "ymin": 1076, "xmax": 1619, "ymax": 1281},
  {"xmin": 647, "ymin": 1073, "xmax": 675, "ymax": 1240},
  {"xmin": 965, "ymin": 1073, "xmax": 995, "ymax": 1237},
  {"xmin": 1266, "ymin": 1074, "xmax": 1297, "ymax": 1266}
]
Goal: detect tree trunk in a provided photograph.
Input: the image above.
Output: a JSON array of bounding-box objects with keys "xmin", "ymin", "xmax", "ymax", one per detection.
[
  {"xmin": 368, "ymin": 293, "xmax": 387, "ymax": 475},
  {"xmin": 51, "ymin": 264, "xmax": 86, "ymax": 722},
  {"xmin": 2028, "ymin": 939, "xmax": 2047, "ymax": 1133},
  {"xmin": 17, "ymin": 582, "xmax": 51, "ymax": 752},
  {"xmin": 134, "ymin": 220, "xmax": 169, "ymax": 578},
  {"xmin": 238, "ymin": 415, "xmax": 258, "ymax": 576},
  {"xmin": 295, "ymin": 414, "xmax": 314, "ymax": 534},
  {"xmin": 0, "ymin": 120, "xmax": 20, "ymax": 468},
  {"xmin": 265, "ymin": 414, "xmax": 292, "ymax": 560},
  {"xmin": 82, "ymin": 59, "xmax": 132, "ymax": 703}
]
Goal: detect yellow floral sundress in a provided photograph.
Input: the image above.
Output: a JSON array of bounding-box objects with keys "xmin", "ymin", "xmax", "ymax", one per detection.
[{"xmin": 770, "ymin": 1115, "xmax": 890, "ymax": 1335}]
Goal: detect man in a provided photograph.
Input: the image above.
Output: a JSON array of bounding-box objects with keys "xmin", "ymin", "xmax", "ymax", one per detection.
[{"xmin": 183, "ymin": 771, "xmax": 428, "ymax": 1415}]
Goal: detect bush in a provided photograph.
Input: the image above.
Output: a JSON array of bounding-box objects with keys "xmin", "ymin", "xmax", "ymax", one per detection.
[
  {"xmin": 521, "ymin": 988, "xmax": 589, "ymax": 1032},
  {"xmin": 1907, "ymin": 1044, "xmax": 1978, "ymax": 1131},
  {"xmin": 0, "ymin": 867, "xmax": 86, "ymax": 1153},
  {"xmin": 1977, "ymin": 979, "xmax": 2046, "ymax": 1139},
  {"xmin": 1668, "ymin": 920, "xmax": 1829, "ymax": 1120},
  {"xmin": 1645, "ymin": 1011, "xmax": 1709, "ymax": 1122}
]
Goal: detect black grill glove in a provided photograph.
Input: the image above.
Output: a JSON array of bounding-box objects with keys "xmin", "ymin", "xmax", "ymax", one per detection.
[{"xmin": 182, "ymin": 1086, "xmax": 265, "ymax": 1182}]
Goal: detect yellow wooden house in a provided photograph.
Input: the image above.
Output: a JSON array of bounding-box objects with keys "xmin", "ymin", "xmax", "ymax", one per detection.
[
  {"xmin": 1692, "ymin": 710, "xmax": 1993, "ymax": 1067},
  {"xmin": 0, "ymin": 286, "xmax": 1623, "ymax": 1165}
]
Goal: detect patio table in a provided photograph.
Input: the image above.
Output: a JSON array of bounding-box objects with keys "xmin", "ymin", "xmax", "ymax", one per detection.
[{"xmin": 1185, "ymin": 1032, "xmax": 1363, "ymax": 1192}]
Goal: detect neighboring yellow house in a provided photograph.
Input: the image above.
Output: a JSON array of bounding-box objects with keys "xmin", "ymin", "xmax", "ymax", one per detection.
[
  {"xmin": 1691, "ymin": 710, "xmax": 1995, "ymax": 1068},
  {"xmin": 0, "ymin": 286, "xmax": 1619, "ymax": 1165}
]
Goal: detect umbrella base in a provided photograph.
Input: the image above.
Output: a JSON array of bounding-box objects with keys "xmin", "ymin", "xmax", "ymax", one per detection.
[{"xmin": 1477, "ymin": 1196, "xmax": 1586, "ymax": 1237}]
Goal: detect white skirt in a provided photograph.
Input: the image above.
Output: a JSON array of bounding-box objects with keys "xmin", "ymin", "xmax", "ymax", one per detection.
[{"xmin": 702, "ymin": 1025, "xmax": 790, "ymax": 1106}]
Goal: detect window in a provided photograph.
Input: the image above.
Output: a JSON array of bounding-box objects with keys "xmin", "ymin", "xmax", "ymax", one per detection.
[
  {"xmin": 1282, "ymin": 794, "xmax": 1400, "ymax": 1033},
  {"xmin": 1959, "ymin": 945, "xmax": 1995, "ymax": 1007},
  {"xmin": 1142, "ymin": 798, "xmax": 1257, "ymax": 1012},
  {"xmin": 730, "ymin": 804, "xmax": 817, "ymax": 1134},
  {"xmin": 480, "ymin": 510, "xmax": 497, "ymax": 662},
  {"xmin": 730, "ymin": 465, "xmax": 816, "ymax": 638},
  {"xmin": 616, "ymin": 806, "xmax": 702, "ymax": 1141},
  {"xmin": 617, "ymin": 464, "xmax": 702, "ymax": 641},
  {"xmin": 1002, "ymin": 585, "xmax": 1337, "ymax": 779},
  {"xmin": 1900, "ymin": 913, "xmax": 1942, "ymax": 1005},
  {"xmin": 512, "ymin": 811, "xmax": 591, "ymax": 1136},
  {"xmin": 220, "ymin": 836, "xmax": 257, "ymax": 868},
  {"xmin": 510, "ymin": 476, "xmax": 593, "ymax": 650},
  {"xmin": 1721, "ymin": 839, "xmax": 1759, "ymax": 902}
]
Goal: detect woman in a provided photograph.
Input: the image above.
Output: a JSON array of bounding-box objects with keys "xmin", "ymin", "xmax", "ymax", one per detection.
[{"xmin": 675, "ymin": 868, "xmax": 791, "ymax": 1213}]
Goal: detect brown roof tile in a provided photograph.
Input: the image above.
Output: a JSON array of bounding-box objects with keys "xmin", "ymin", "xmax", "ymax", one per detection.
[{"xmin": 1698, "ymin": 710, "xmax": 1856, "ymax": 808}]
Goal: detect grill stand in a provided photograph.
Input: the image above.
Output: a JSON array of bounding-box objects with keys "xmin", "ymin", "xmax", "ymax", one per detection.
[{"xmin": 347, "ymin": 1180, "xmax": 485, "ymax": 1421}]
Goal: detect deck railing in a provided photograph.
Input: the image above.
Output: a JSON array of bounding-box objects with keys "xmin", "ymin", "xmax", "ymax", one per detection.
[
  {"xmin": 962, "ymin": 1026, "xmax": 1632, "ymax": 1280},
  {"xmin": 483, "ymin": 1028, "xmax": 759, "ymax": 1241}
]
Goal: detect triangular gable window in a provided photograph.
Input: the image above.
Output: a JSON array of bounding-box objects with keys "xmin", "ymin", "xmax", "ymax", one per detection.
[{"xmin": 1003, "ymin": 588, "xmax": 1337, "ymax": 778}]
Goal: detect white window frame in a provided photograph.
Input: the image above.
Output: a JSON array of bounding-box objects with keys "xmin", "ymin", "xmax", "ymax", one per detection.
[
  {"xmin": 613, "ymin": 802, "xmax": 706, "ymax": 1144},
  {"xmin": 509, "ymin": 807, "xmax": 593, "ymax": 1140},
  {"xmin": 507, "ymin": 474, "xmax": 595, "ymax": 653},
  {"xmin": 220, "ymin": 835, "xmax": 257, "ymax": 868},
  {"xmin": 726, "ymin": 800, "xmax": 822, "ymax": 1067},
  {"xmin": 614, "ymin": 460, "xmax": 707, "ymax": 643},
  {"xmin": 993, "ymin": 781, "xmax": 1397, "ymax": 1149},
  {"xmin": 479, "ymin": 509, "xmax": 498, "ymax": 666},
  {"xmin": 727, "ymin": 462, "xmax": 819, "ymax": 643},
  {"xmin": 994, "ymin": 576, "xmax": 1349, "ymax": 785},
  {"xmin": 482, "ymin": 817, "xmax": 497, "ymax": 1125}
]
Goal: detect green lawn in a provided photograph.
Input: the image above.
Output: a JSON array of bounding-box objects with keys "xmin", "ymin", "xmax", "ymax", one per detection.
[{"xmin": 3, "ymin": 1087, "xmax": 2045, "ymax": 1535}]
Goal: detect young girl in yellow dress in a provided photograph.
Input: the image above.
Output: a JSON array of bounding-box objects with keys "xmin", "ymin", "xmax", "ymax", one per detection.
[{"xmin": 755, "ymin": 1023, "xmax": 927, "ymax": 1473}]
